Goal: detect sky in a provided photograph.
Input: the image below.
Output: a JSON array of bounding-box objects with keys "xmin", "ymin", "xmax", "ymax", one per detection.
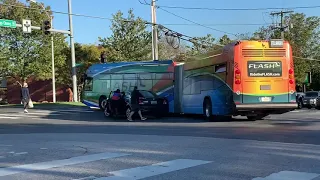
[{"xmin": 31, "ymin": 0, "xmax": 320, "ymax": 44}]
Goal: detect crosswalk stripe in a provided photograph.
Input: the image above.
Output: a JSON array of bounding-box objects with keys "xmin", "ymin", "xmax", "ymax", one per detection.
[
  {"xmin": 0, "ymin": 152, "xmax": 129, "ymax": 177},
  {"xmin": 253, "ymin": 171, "xmax": 320, "ymax": 180},
  {"xmin": 0, "ymin": 116, "xmax": 19, "ymax": 119},
  {"xmin": 94, "ymin": 159, "xmax": 211, "ymax": 180}
]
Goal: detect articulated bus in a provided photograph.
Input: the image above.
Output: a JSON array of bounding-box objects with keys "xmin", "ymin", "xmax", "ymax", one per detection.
[{"xmin": 82, "ymin": 39, "xmax": 297, "ymax": 120}]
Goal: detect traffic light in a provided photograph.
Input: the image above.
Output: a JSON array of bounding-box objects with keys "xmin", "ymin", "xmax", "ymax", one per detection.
[{"xmin": 42, "ymin": 20, "xmax": 51, "ymax": 35}]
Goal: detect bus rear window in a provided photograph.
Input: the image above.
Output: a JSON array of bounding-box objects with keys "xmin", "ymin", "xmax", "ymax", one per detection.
[{"xmin": 247, "ymin": 61, "xmax": 282, "ymax": 77}]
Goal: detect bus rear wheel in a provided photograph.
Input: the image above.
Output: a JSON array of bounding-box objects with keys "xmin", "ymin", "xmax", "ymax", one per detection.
[{"xmin": 203, "ymin": 98, "xmax": 212, "ymax": 120}]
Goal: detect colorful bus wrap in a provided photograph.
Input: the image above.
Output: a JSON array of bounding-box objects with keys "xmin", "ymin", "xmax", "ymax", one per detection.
[
  {"xmin": 82, "ymin": 60, "xmax": 175, "ymax": 111},
  {"xmin": 82, "ymin": 40, "xmax": 297, "ymax": 120}
]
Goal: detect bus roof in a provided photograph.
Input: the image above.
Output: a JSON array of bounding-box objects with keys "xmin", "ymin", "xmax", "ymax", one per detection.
[{"xmin": 86, "ymin": 60, "xmax": 174, "ymax": 77}]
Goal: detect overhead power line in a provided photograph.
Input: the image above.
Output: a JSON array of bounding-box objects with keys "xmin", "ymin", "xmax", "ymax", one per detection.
[
  {"xmin": 158, "ymin": 7, "xmax": 237, "ymax": 36},
  {"xmin": 293, "ymin": 56, "xmax": 320, "ymax": 62},
  {"xmin": 155, "ymin": 4, "xmax": 320, "ymax": 11},
  {"xmin": 0, "ymin": 3, "xmax": 114, "ymax": 21},
  {"xmin": 162, "ymin": 23, "xmax": 272, "ymax": 26}
]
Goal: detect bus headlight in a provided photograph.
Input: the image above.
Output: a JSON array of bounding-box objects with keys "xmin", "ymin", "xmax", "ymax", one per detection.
[
  {"xmin": 290, "ymin": 90, "xmax": 294, "ymax": 94},
  {"xmin": 236, "ymin": 91, "xmax": 240, "ymax": 95}
]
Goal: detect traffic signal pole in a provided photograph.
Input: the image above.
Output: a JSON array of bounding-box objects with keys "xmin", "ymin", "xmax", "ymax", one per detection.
[{"xmin": 50, "ymin": 16, "xmax": 56, "ymax": 103}]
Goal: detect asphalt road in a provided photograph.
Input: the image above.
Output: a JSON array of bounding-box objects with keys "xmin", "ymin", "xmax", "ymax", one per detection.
[{"xmin": 0, "ymin": 106, "xmax": 319, "ymax": 180}]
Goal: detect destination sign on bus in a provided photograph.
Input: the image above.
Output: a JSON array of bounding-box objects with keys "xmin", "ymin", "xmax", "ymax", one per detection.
[{"xmin": 248, "ymin": 61, "xmax": 282, "ymax": 77}]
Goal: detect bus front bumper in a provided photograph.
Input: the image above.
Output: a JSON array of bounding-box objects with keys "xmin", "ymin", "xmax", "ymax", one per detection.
[{"xmin": 236, "ymin": 103, "xmax": 298, "ymax": 110}]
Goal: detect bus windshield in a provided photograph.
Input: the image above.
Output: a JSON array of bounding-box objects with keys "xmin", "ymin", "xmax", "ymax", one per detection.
[{"xmin": 247, "ymin": 61, "xmax": 282, "ymax": 77}]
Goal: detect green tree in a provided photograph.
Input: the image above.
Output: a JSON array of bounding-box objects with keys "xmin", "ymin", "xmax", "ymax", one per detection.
[
  {"xmin": 0, "ymin": 0, "xmax": 68, "ymax": 82},
  {"xmin": 219, "ymin": 35, "xmax": 232, "ymax": 45},
  {"xmin": 59, "ymin": 43, "xmax": 105, "ymax": 100},
  {"xmin": 158, "ymin": 37, "xmax": 186, "ymax": 60},
  {"xmin": 253, "ymin": 13, "xmax": 320, "ymax": 85},
  {"xmin": 98, "ymin": 9, "xmax": 152, "ymax": 62},
  {"xmin": 187, "ymin": 34, "xmax": 216, "ymax": 56}
]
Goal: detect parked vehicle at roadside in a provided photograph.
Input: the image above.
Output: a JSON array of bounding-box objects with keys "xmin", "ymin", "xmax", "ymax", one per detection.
[
  {"xmin": 302, "ymin": 91, "xmax": 320, "ymax": 109},
  {"xmin": 296, "ymin": 92, "xmax": 305, "ymax": 109}
]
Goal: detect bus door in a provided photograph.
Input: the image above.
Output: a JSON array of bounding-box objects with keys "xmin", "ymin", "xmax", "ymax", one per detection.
[{"xmin": 242, "ymin": 60, "xmax": 289, "ymax": 103}]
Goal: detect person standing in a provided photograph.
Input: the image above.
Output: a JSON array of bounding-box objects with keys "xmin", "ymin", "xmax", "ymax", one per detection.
[
  {"xmin": 127, "ymin": 86, "xmax": 146, "ymax": 121},
  {"xmin": 21, "ymin": 82, "xmax": 30, "ymax": 113}
]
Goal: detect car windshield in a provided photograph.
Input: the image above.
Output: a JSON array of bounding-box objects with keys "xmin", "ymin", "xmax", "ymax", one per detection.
[
  {"xmin": 305, "ymin": 92, "xmax": 318, "ymax": 97},
  {"xmin": 139, "ymin": 91, "xmax": 157, "ymax": 98}
]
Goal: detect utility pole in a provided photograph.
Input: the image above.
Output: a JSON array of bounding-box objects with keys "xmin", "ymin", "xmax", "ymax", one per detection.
[
  {"xmin": 151, "ymin": 0, "xmax": 158, "ymax": 60},
  {"xmin": 50, "ymin": 16, "xmax": 56, "ymax": 103},
  {"xmin": 270, "ymin": 10, "xmax": 293, "ymax": 39},
  {"xmin": 68, "ymin": 0, "xmax": 78, "ymax": 102}
]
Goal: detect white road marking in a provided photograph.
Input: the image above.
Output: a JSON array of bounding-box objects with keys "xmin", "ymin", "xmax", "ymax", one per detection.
[
  {"xmin": 94, "ymin": 159, "xmax": 211, "ymax": 180},
  {"xmin": 40, "ymin": 148, "xmax": 48, "ymax": 150},
  {"xmin": 0, "ymin": 116, "xmax": 19, "ymax": 119},
  {"xmin": 0, "ymin": 152, "xmax": 129, "ymax": 177},
  {"xmin": 253, "ymin": 171, "xmax": 320, "ymax": 180},
  {"xmin": 14, "ymin": 152, "xmax": 28, "ymax": 156},
  {"xmin": 0, "ymin": 156, "xmax": 5, "ymax": 159},
  {"xmin": 0, "ymin": 114, "xmax": 40, "ymax": 118},
  {"xmin": 73, "ymin": 176, "xmax": 97, "ymax": 180},
  {"xmin": 7, "ymin": 152, "xmax": 15, "ymax": 154},
  {"xmin": 0, "ymin": 145, "xmax": 12, "ymax": 147}
]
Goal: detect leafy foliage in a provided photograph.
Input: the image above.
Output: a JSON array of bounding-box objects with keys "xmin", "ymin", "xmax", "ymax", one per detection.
[
  {"xmin": 0, "ymin": 0, "xmax": 67, "ymax": 81},
  {"xmin": 98, "ymin": 9, "xmax": 152, "ymax": 62},
  {"xmin": 253, "ymin": 13, "xmax": 320, "ymax": 86}
]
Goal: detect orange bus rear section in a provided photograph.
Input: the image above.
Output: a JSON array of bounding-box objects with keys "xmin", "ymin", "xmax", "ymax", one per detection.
[{"xmin": 229, "ymin": 40, "xmax": 297, "ymax": 114}]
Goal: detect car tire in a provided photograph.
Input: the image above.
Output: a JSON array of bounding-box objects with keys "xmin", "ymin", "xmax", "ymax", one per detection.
[{"xmin": 99, "ymin": 96, "xmax": 107, "ymax": 110}]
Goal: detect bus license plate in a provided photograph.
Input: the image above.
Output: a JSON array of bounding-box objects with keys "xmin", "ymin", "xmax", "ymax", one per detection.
[
  {"xmin": 151, "ymin": 101, "xmax": 157, "ymax": 104},
  {"xmin": 261, "ymin": 97, "xmax": 271, "ymax": 102}
]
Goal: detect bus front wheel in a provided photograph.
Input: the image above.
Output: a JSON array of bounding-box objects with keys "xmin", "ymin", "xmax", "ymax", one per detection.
[{"xmin": 203, "ymin": 98, "xmax": 212, "ymax": 120}]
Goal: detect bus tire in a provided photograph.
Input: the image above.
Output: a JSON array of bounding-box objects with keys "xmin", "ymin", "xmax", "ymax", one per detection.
[
  {"xmin": 99, "ymin": 96, "xmax": 107, "ymax": 110},
  {"xmin": 203, "ymin": 98, "xmax": 212, "ymax": 120}
]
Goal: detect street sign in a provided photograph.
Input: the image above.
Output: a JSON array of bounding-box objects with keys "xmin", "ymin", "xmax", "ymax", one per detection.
[
  {"xmin": 0, "ymin": 19, "xmax": 16, "ymax": 28},
  {"xmin": 22, "ymin": 19, "xmax": 32, "ymax": 33}
]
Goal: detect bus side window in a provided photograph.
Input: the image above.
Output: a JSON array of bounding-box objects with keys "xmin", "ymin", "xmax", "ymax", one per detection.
[
  {"xmin": 183, "ymin": 78, "xmax": 191, "ymax": 95},
  {"xmin": 191, "ymin": 80, "xmax": 201, "ymax": 94}
]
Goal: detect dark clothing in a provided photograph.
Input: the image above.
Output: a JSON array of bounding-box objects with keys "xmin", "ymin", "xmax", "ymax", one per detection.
[
  {"xmin": 130, "ymin": 89, "xmax": 141, "ymax": 112},
  {"xmin": 131, "ymin": 104, "xmax": 140, "ymax": 112},
  {"xmin": 130, "ymin": 89, "xmax": 139, "ymax": 105},
  {"xmin": 21, "ymin": 87, "xmax": 30, "ymax": 99},
  {"xmin": 22, "ymin": 98, "xmax": 29, "ymax": 109},
  {"xmin": 21, "ymin": 87, "xmax": 30, "ymax": 110}
]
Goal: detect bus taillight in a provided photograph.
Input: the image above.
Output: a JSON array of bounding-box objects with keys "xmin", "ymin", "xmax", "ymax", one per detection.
[
  {"xmin": 235, "ymin": 69, "xmax": 241, "ymax": 84},
  {"xmin": 289, "ymin": 69, "xmax": 294, "ymax": 84}
]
